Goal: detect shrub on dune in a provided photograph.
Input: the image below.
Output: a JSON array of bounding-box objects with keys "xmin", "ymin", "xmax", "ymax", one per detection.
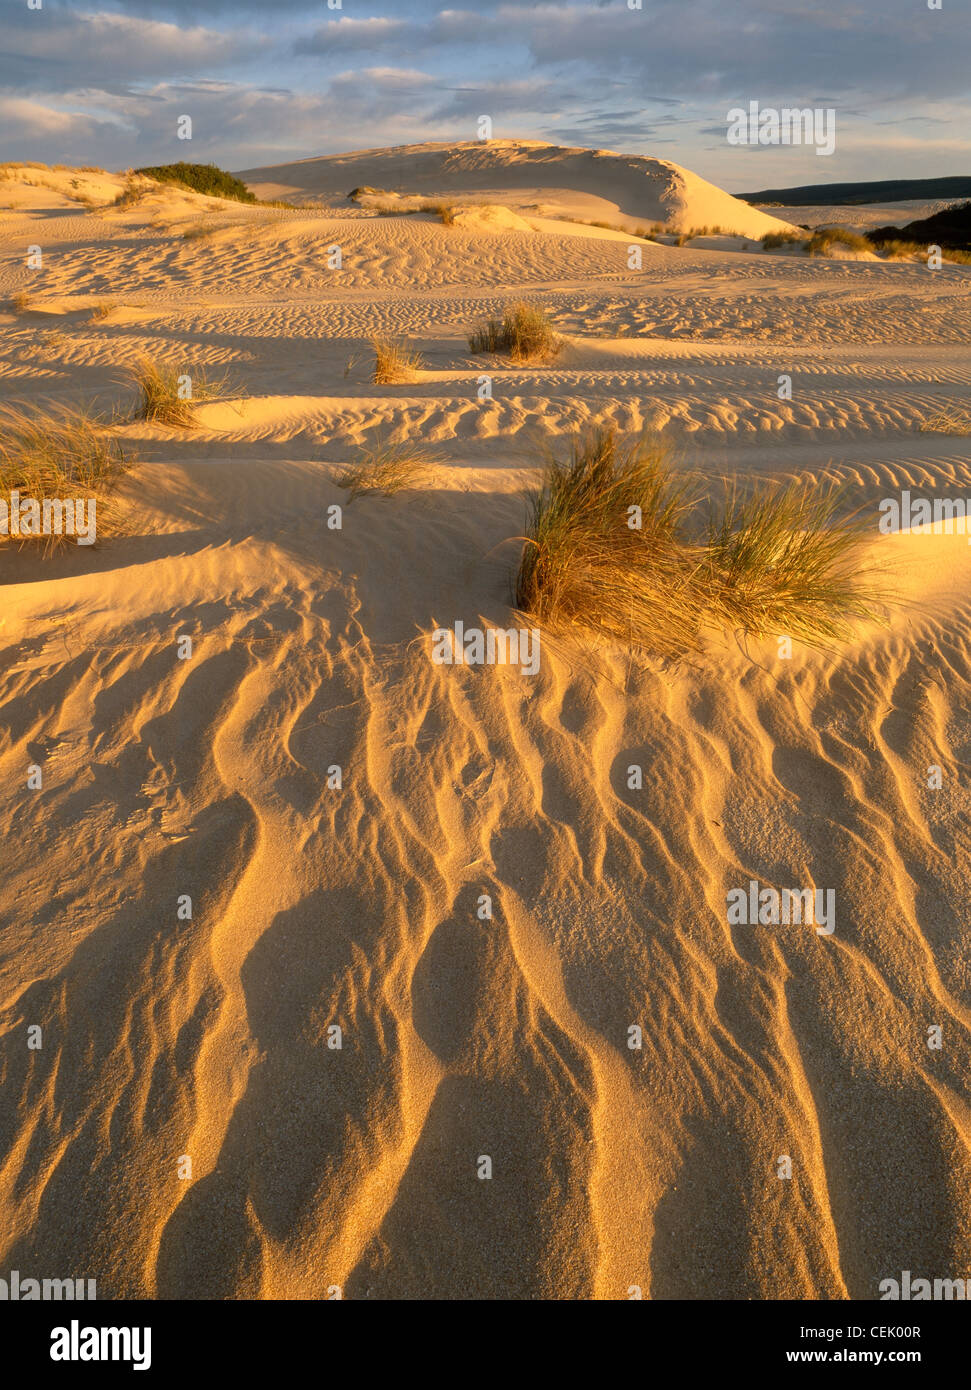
[
  {"xmin": 337, "ymin": 441, "xmax": 432, "ymax": 499},
  {"xmin": 111, "ymin": 176, "xmax": 146, "ymax": 209},
  {"xmin": 10, "ymin": 291, "xmax": 31, "ymax": 313},
  {"xmin": 371, "ymin": 337, "xmax": 425, "ymax": 384},
  {"xmin": 133, "ymin": 162, "xmax": 256, "ymax": 204},
  {"xmin": 420, "ymin": 201, "xmax": 455, "ymax": 225},
  {"xmin": 468, "ymin": 301, "xmax": 560, "ymax": 363},
  {"xmin": 515, "ymin": 428, "xmax": 886, "ymax": 657},
  {"xmin": 0, "ymin": 400, "xmax": 133, "ymax": 552}
]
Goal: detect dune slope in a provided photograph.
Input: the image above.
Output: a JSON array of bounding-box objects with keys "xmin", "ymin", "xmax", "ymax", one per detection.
[
  {"xmin": 0, "ymin": 169, "xmax": 969, "ymax": 1300},
  {"xmin": 238, "ymin": 139, "xmax": 794, "ymax": 238}
]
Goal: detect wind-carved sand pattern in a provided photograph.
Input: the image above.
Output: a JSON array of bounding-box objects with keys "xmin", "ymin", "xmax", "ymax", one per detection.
[{"xmin": 0, "ymin": 147, "xmax": 970, "ymax": 1301}]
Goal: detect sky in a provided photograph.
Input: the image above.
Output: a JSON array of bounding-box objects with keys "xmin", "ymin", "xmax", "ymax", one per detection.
[{"xmin": 2, "ymin": 0, "xmax": 969, "ymax": 191}]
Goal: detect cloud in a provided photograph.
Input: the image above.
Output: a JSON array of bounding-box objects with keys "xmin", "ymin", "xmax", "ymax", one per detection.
[
  {"xmin": 0, "ymin": 0, "xmax": 967, "ymax": 179},
  {"xmin": 301, "ymin": 17, "xmax": 414, "ymax": 55},
  {"xmin": 3, "ymin": 9, "xmax": 254, "ymax": 85}
]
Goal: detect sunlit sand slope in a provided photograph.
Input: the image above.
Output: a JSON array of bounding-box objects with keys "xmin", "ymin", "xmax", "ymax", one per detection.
[
  {"xmin": 0, "ymin": 175, "xmax": 969, "ymax": 1299},
  {"xmin": 239, "ymin": 139, "xmax": 794, "ymax": 238}
]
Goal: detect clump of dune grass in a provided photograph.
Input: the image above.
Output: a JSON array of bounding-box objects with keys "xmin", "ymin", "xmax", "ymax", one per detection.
[
  {"xmin": 0, "ymin": 400, "xmax": 134, "ymax": 552},
  {"xmin": 181, "ymin": 223, "xmax": 216, "ymax": 241},
  {"xmin": 111, "ymin": 176, "xmax": 145, "ymax": 209},
  {"xmin": 866, "ymin": 234, "xmax": 971, "ymax": 266},
  {"xmin": 10, "ymin": 291, "xmax": 31, "ymax": 313},
  {"xmin": 806, "ymin": 226, "xmax": 872, "ymax": 256},
  {"xmin": 420, "ymin": 201, "xmax": 454, "ymax": 225},
  {"xmin": 371, "ymin": 337, "xmax": 425, "ymax": 385},
  {"xmin": 515, "ymin": 429, "xmax": 703, "ymax": 659},
  {"xmin": 870, "ymin": 238, "xmax": 921, "ymax": 261},
  {"xmin": 702, "ymin": 480, "xmax": 881, "ymax": 647},
  {"xmin": 468, "ymin": 301, "xmax": 560, "ymax": 363},
  {"xmin": 89, "ymin": 299, "xmax": 115, "ymax": 322},
  {"xmin": 337, "ymin": 441, "xmax": 432, "ymax": 499},
  {"xmin": 515, "ymin": 428, "xmax": 886, "ymax": 658},
  {"xmin": 761, "ymin": 229, "xmax": 808, "ymax": 250},
  {"xmin": 920, "ymin": 407, "xmax": 971, "ymax": 434},
  {"xmin": 129, "ymin": 354, "xmax": 227, "ymax": 428},
  {"xmin": 67, "ymin": 179, "xmax": 98, "ymax": 208},
  {"xmin": 560, "ymin": 216, "xmax": 663, "ymax": 240}
]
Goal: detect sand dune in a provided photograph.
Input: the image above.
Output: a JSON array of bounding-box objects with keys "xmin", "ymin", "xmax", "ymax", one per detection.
[
  {"xmin": 239, "ymin": 139, "xmax": 794, "ymax": 239},
  {"xmin": 1, "ymin": 154, "xmax": 970, "ymax": 1300}
]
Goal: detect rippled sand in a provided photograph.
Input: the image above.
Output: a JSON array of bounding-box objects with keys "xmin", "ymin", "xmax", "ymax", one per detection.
[{"xmin": 1, "ymin": 153, "xmax": 969, "ymax": 1299}]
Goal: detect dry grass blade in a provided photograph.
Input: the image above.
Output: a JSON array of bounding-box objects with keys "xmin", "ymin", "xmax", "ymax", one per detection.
[
  {"xmin": 919, "ymin": 407, "xmax": 971, "ymax": 435},
  {"xmin": 371, "ymin": 338, "xmax": 425, "ymax": 385},
  {"xmin": 337, "ymin": 441, "xmax": 433, "ymax": 499},
  {"xmin": 0, "ymin": 399, "xmax": 134, "ymax": 553}
]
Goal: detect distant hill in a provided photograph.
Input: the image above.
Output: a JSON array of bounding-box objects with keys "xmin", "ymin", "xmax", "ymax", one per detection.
[
  {"xmin": 867, "ymin": 200, "xmax": 971, "ymax": 252},
  {"xmin": 740, "ymin": 176, "xmax": 971, "ymax": 207}
]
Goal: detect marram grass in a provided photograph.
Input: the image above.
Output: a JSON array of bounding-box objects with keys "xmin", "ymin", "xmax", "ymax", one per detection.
[
  {"xmin": 371, "ymin": 338, "xmax": 425, "ymax": 385},
  {"xmin": 0, "ymin": 400, "xmax": 134, "ymax": 552},
  {"xmin": 703, "ymin": 479, "xmax": 882, "ymax": 647},
  {"xmin": 129, "ymin": 355, "xmax": 227, "ymax": 428},
  {"xmin": 337, "ymin": 440, "xmax": 433, "ymax": 499},
  {"xmin": 515, "ymin": 429, "xmax": 887, "ymax": 658},
  {"xmin": 469, "ymin": 302, "xmax": 560, "ymax": 363}
]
